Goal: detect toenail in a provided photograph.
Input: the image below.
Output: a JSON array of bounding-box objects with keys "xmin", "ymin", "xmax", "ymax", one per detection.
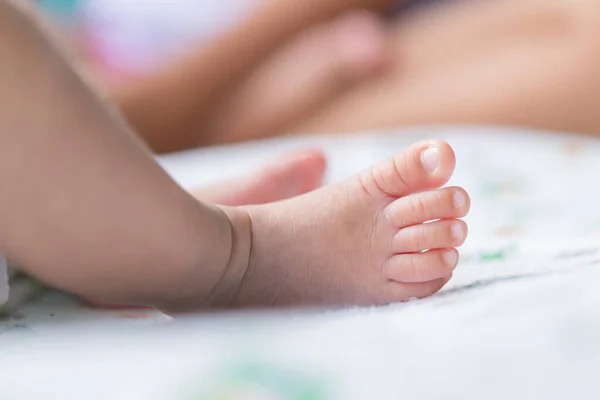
[
  {"xmin": 451, "ymin": 222, "xmax": 464, "ymax": 241},
  {"xmin": 443, "ymin": 250, "xmax": 457, "ymax": 267},
  {"xmin": 421, "ymin": 146, "xmax": 439, "ymax": 174},
  {"xmin": 453, "ymin": 191, "xmax": 467, "ymax": 210}
]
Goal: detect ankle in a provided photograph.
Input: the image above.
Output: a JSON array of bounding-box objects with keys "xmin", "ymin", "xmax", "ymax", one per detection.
[
  {"xmin": 154, "ymin": 204, "xmax": 252, "ymax": 314},
  {"xmin": 202, "ymin": 206, "xmax": 254, "ymax": 308}
]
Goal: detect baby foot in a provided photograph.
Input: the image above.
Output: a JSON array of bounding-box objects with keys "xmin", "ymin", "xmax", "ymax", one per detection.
[
  {"xmin": 215, "ymin": 140, "xmax": 470, "ymax": 307},
  {"xmin": 191, "ymin": 149, "xmax": 326, "ymax": 206}
]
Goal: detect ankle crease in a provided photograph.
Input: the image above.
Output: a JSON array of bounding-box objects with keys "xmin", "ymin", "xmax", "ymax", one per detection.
[{"xmin": 204, "ymin": 206, "xmax": 253, "ymax": 308}]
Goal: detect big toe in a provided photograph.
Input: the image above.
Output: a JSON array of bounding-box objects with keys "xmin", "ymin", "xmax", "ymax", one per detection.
[{"xmin": 359, "ymin": 140, "xmax": 456, "ymax": 198}]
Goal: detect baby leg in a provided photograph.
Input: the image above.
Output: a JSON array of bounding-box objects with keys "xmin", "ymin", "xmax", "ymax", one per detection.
[{"xmin": 0, "ymin": 0, "xmax": 239, "ymax": 311}]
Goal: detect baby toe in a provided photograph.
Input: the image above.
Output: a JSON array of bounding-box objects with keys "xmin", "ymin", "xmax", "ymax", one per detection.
[
  {"xmin": 391, "ymin": 219, "xmax": 467, "ymax": 254},
  {"xmin": 381, "ymin": 274, "xmax": 453, "ymax": 304},
  {"xmin": 359, "ymin": 140, "xmax": 456, "ymax": 198},
  {"xmin": 407, "ymin": 274, "xmax": 454, "ymax": 299},
  {"xmin": 386, "ymin": 186, "xmax": 470, "ymax": 228},
  {"xmin": 383, "ymin": 248, "xmax": 459, "ymax": 283}
]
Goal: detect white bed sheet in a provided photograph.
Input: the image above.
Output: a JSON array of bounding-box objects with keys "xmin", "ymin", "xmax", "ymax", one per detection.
[{"xmin": 1, "ymin": 126, "xmax": 600, "ymax": 398}]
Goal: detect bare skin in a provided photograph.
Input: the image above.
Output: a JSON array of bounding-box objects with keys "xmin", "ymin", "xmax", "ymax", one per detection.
[
  {"xmin": 0, "ymin": 1, "xmax": 234, "ymax": 311},
  {"xmin": 231, "ymin": 140, "xmax": 469, "ymax": 307},
  {"xmin": 203, "ymin": 11, "xmax": 391, "ymax": 147},
  {"xmin": 113, "ymin": 0, "xmax": 396, "ymax": 153},
  {"xmin": 17, "ymin": 1, "xmax": 329, "ymax": 209},
  {"xmin": 191, "ymin": 149, "xmax": 326, "ymax": 207},
  {"xmin": 295, "ymin": 0, "xmax": 600, "ymax": 136},
  {"xmin": 0, "ymin": 1, "xmax": 469, "ymax": 312},
  {"xmin": 103, "ymin": 0, "xmax": 600, "ymax": 151}
]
